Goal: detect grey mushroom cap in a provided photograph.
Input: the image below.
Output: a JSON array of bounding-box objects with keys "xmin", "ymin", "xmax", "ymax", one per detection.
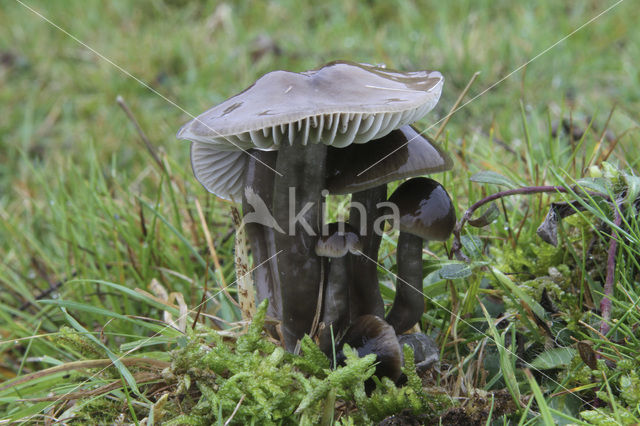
[
  {"xmin": 315, "ymin": 222, "xmax": 363, "ymax": 258},
  {"xmin": 325, "ymin": 125, "xmax": 452, "ymax": 195},
  {"xmin": 178, "ymin": 60, "xmax": 444, "ymax": 201},
  {"xmin": 388, "ymin": 177, "xmax": 456, "ymax": 241}
]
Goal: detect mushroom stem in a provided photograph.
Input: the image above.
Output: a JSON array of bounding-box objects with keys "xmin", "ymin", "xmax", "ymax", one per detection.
[
  {"xmin": 318, "ymin": 256, "xmax": 351, "ymax": 354},
  {"xmin": 273, "ymin": 140, "xmax": 327, "ymax": 352},
  {"xmin": 385, "ymin": 232, "xmax": 424, "ymax": 334},
  {"xmin": 348, "ymin": 186, "xmax": 387, "ymax": 319},
  {"xmin": 242, "ymin": 150, "xmax": 281, "ymax": 328}
]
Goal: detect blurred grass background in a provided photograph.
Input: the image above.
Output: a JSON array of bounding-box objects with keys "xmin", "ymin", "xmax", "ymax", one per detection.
[{"xmin": 1, "ymin": 0, "xmax": 639, "ymax": 422}]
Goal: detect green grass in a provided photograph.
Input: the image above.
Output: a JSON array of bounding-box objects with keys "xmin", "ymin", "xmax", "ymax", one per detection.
[{"xmin": 1, "ymin": 0, "xmax": 639, "ymax": 423}]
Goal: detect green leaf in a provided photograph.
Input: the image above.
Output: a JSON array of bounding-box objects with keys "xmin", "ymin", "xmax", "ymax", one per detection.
[
  {"xmin": 491, "ymin": 267, "xmax": 546, "ymax": 319},
  {"xmin": 623, "ymin": 173, "xmax": 640, "ymax": 205},
  {"xmin": 6, "ymin": 401, "xmax": 52, "ymax": 422},
  {"xmin": 575, "ymin": 177, "xmax": 611, "ymax": 195},
  {"xmin": 438, "ymin": 262, "xmax": 473, "ymax": 279},
  {"xmin": 525, "ymin": 369, "xmax": 554, "ymax": 425},
  {"xmin": 470, "ymin": 171, "xmax": 517, "ymax": 188},
  {"xmin": 460, "ymin": 235, "xmax": 483, "ymax": 259},
  {"xmin": 70, "ymin": 279, "xmax": 180, "ymax": 314},
  {"xmin": 478, "ymin": 302, "xmax": 521, "ymax": 406},
  {"xmin": 530, "ymin": 347, "xmax": 576, "ymax": 370}
]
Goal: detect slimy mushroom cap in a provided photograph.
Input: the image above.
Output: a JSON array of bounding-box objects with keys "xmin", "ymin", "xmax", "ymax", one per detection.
[
  {"xmin": 388, "ymin": 177, "xmax": 456, "ymax": 242},
  {"xmin": 178, "ymin": 61, "xmax": 444, "ymax": 201},
  {"xmin": 325, "ymin": 125, "xmax": 452, "ymax": 194}
]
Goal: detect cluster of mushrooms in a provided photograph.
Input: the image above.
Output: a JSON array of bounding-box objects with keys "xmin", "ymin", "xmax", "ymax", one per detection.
[{"xmin": 178, "ymin": 61, "xmax": 456, "ymax": 383}]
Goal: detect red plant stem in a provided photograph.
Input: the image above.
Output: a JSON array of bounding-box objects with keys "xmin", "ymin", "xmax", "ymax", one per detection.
[
  {"xmin": 452, "ymin": 185, "xmax": 609, "ymax": 261},
  {"xmin": 452, "ymin": 186, "xmax": 572, "ymax": 260},
  {"xmin": 600, "ymin": 206, "xmax": 622, "ymax": 336}
]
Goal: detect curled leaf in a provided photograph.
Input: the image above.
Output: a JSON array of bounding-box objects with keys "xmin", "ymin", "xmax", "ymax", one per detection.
[
  {"xmin": 577, "ymin": 340, "xmax": 597, "ymax": 370},
  {"xmin": 468, "ymin": 202, "xmax": 499, "ymax": 228},
  {"xmin": 537, "ymin": 200, "xmax": 586, "ymax": 246}
]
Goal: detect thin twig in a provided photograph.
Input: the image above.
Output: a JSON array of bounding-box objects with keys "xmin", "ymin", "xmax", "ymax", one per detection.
[
  {"xmin": 19, "ymin": 271, "xmax": 77, "ymax": 311},
  {"xmin": 17, "ymin": 372, "xmax": 162, "ymax": 402},
  {"xmin": 194, "ymin": 200, "xmax": 240, "ymax": 310},
  {"xmin": 598, "ymin": 126, "xmax": 636, "ymax": 164},
  {"xmin": 1, "ymin": 358, "xmax": 169, "ymax": 392},
  {"xmin": 195, "ymin": 199, "xmax": 229, "ymax": 290},
  {"xmin": 116, "ymin": 95, "xmax": 164, "ymax": 170},
  {"xmin": 584, "ymin": 104, "xmax": 616, "ymax": 172},
  {"xmin": 192, "ymin": 258, "xmax": 210, "ymax": 330},
  {"xmin": 224, "ymin": 394, "xmax": 246, "ymax": 426},
  {"xmin": 453, "ymin": 186, "xmax": 570, "ymax": 260},
  {"xmin": 452, "ymin": 185, "xmax": 608, "ymax": 261},
  {"xmin": 434, "ymin": 71, "xmax": 481, "ymax": 141},
  {"xmin": 308, "ymin": 259, "xmax": 325, "ymax": 341}
]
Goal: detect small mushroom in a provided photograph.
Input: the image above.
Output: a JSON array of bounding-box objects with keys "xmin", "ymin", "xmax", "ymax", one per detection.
[
  {"xmin": 385, "ymin": 177, "xmax": 456, "ymax": 334},
  {"xmin": 335, "ymin": 315, "xmax": 403, "ymax": 393},
  {"xmin": 178, "ymin": 61, "xmax": 443, "ymax": 351},
  {"xmin": 315, "ymin": 222, "xmax": 362, "ymax": 354},
  {"xmin": 325, "ymin": 126, "xmax": 453, "ymax": 321},
  {"xmin": 325, "ymin": 125, "xmax": 452, "ymax": 195}
]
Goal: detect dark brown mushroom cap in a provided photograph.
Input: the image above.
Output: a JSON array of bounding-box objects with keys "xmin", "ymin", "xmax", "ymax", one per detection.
[
  {"xmin": 179, "ymin": 61, "xmax": 444, "ymax": 201},
  {"xmin": 325, "ymin": 125, "xmax": 452, "ymax": 194},
  {"xmin": 388, "ymin": 177, "xmax": 456, "ymax": 241},
  {"xmin": 315, "ymin": 222, "xmax": 362, "ymax": 257},
  {"xmin": 336, "ymin": 315, "xmax": 402, "ymax": 383}
]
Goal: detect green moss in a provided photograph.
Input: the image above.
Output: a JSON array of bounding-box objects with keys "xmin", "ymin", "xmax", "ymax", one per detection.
[
  {"xmin": 351, "ymin": 345, "xmax": 452, "ymax": 423},
  {"xmin": 151, "ymin": 300, "xmax": 456, "ymax": 424},
  {"xmin": 619, "ymin": 371, "xmax": 640, "ymax": 407}
]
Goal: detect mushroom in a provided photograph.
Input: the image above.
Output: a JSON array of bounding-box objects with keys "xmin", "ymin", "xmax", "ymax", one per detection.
[
  {"xmin": 385, "ymin": 177, "xmax": 456, "ymax": 334},
  {"xmin": 325, "ymin": 125, "xmax": 452, "ymax": 321},
  {"xmin": 325, "ymin": 125, "xmax": 452, "ymax": 194},
  {"xmin": 242, "ymin": 149, "xmax": 282, "ymax": 329},
  {"xmin": 335, "ymin": 315, "xmax": 402, "ymax": 393},
  {"xmin": 177, "ymin": 60, "xmax": 444, "ymax": 352},
  {"xmin": 314, "ymin": 222, "xmax": 362, "ymax": 354}
]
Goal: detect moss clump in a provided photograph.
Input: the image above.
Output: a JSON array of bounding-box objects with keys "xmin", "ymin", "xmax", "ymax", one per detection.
[
  {"xmin": 351, "ymin": 345, "xmax": 452, "ymax": 423},
  {"xmin": 157, "ymin": 301, "xmax": 455, "ymax": 424}
]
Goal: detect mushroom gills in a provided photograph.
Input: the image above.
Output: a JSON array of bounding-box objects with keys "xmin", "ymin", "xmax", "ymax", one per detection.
[{"xmin": 191, "ymin": 144, "xmax": 248, "ymax": 202}]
